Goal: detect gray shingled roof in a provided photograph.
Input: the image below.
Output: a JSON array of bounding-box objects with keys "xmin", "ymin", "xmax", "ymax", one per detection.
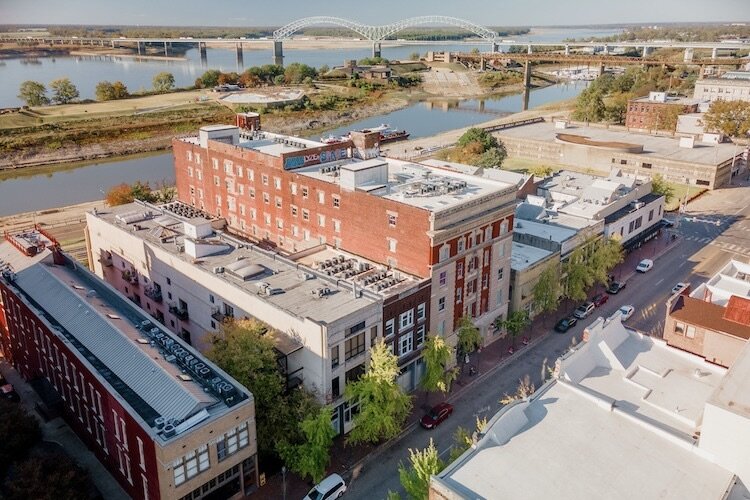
[{"xmin": 15, "ymin": 263, "xmax": 215, "ymax": 422}]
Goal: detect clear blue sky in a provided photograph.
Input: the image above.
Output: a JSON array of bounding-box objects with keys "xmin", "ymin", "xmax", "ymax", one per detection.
[{"xmin": 1, "ymin": 0, "xmax": 749, "ymax": 26}]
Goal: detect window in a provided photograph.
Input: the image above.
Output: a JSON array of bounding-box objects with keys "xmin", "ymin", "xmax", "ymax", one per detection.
[
  {"xmin": 417, "ymin": 303, "xmax": 426, "ymax": 321},
  {"xmin": 331, "ymin": 345, "xmax": 340, "ymax": 369},
  {"xmin": 642, "ymin": 162, "xmax": 652, "ymax": 169},
  {"xmin": 274, "ymin": 177, "xmax": 281, "ymax": 189},
  {"xmin": 385, "ymin": 319, "xmax": 395, "ymax": 338},
  {"xmin": 213, "ymin": 175, "xmax": 220, "ymax": 186},
  {"xmin": 318, "ymin": 214, "xmax": 326, "ymax": 227},
  {"xmin": 247, "ymin": 169, "xmax": 254, "ymax": 182},
  {"xmin": 276, "ymin": 218, "xmax": 283, "ymax": 230},
  {"xmin": 674, "ymin": 322, "xmax": 685, "ymax": 335},
  {"xmin": 439, "ymin": 271, "xmax": 447, "ymax": 287},
  {"xmin": 497, "ymin": 267, "xmax": 504, "ymax": 281},
  {"xmin": 345, "ymin": 332, "xmax": 365, "ymax": 360},
  {"xmin": 290, "ymin": 183, "xmax": 297, "ymax": 195},
  {"xmin": 399, "ymin": 310, "xmax": 414, "ymax": 331},
  {"xmin": 686, "ymin": 325, "xmax": 696, "ymax": 339},
  {"xmin": 248, "ymin": 188, "xmax": 255, "ymax": 199},
  {"xmin": 388, "ymin": 238, "xmax": 397, "ymax": 253},
  {"xmin": 173, "ymin": 445, "xmax": 210, "ymax": 486},
  {"xmin": 438, "ymin": 296, "xmax": 447, "ymax": 312},
  {"xmin": 648, "ymin": 209, "xmax": 654, "ymax": 222},
  {"xmin": 212, "ymin": 158, "xmax": 218, "ymax": 170},
  {"xmin": 399, "ymin": 332, "xmax": 413, "ymax": 357},
  {"xmin": 302, "ymin": 209, "xmax": 310, "ymax": 221},
  {"xmin": 263, "ymin": 192, "xmax": 270, "ymax": 204},
  {"xmin": 457, "ymin": 262, "xmax": 464, "ymax": 279},
  {"xmin": 416, "ymin": 325, "xmax": 426, "ymax": 347},
  {"xmin": 457, "ymin": 238, "xmax": 465, "ymax": 253},
  {"xmin": 291, "ymin": 205, "xmax": 298, "ymax": 217},
  {"xmin": 332, "ymin": 195, "xmax": 340, "ymax": 208},
  {"xmin": 216, "ymin": 423, "xmax": 250, "ymax": 462},
  {"xmin": 302, "ymin": 186, "xmax": 309, "ymax": 199},
  {"xmin": 318, "ymin": 191, "xmax": 325, "ymax": 204},
  {"xmin": 501, "ymin": 220, "xmax": 509, "ymax": 234},
  {"xmin": 333, "ymin": 219, "xmax": 341, "ymax": 233},
  {"xmin": 439, "ymin": 245, "xmax": 450, "ymax": 262},
  {"xmin": 261, "ymin": 174, "xmax": 269, "ymax": 186},
  {"xmin": 331, "ymin": 377, "xmax": 340, "ymax": 399},
  {"xmin": 275, "ymin": 197, "xmax": 282, "ymax": 209},
  {"xmin": 388, "ymin": 214, "xmax": 397, "ymax": 227},
  {"xmin": 456, "ymin": 288, "xmax": 462, "ymax": 303}
]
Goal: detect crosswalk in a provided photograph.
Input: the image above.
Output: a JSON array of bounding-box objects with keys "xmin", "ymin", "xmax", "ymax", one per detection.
[
  {"xmin": 710, "ymin": 240, "xmax": 750, "ymax": 257},
  {"xmin": 683, "ymin": 235, "xmax": 714, "ymax": 244}
]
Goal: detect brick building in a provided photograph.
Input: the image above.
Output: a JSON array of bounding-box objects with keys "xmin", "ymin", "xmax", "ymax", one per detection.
[
  {"xmin": 694, "ymin": 77, "xmax": 750, "ymax": 103},
  {"xmin": 625, "ymin": 92, "xmax": 701, "ymax": 131},
  {"xmin": 170, "ymin": 119, "xmax": 518, "ymax": 352},
  {"xmin": 0, "ymin": 229, "xmax": 257, "ymax": 500},
  {"xmin": 665, "ymin": 260, "xmax": 750, "ymax": 368}
]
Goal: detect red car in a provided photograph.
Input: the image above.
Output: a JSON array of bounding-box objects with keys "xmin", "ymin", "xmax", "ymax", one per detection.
[
  {"xmin": 592, "ymin": 293, "xmax": 609, "ymax": 307},
  {"xmin": 420, "ymin": 402, "xmax": 454, "ymax": 430}
]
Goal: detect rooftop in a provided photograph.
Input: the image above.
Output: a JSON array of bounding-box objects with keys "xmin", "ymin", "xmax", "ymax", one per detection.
[
  {"xmin": 294, "ymin": 157, "xmax": 516, "ymax": 213},
  {"xmin": 603, "ymin": 192, "xmax": 664, "ymax": 224},
  {"xmin": 435, "ymin": 316, "xmax": 736, "ymax": 500},
  {"xmin": 691, "ymin": 260, "xmax": 750, "ymax": 307},
  {"xmin": 510, "ymin": 241, "xmax": 555, "ymax": 271},
  {"xmin": 670, "ymin": 295, "xmax": 750, "ymax": 341},
  {"xmin": 420, "ymin": 159, "xmax": 530, "ymax": 188},
  {"xmin": 181, "ymin": 129, "xmax": 327, "ymax": 158},
  {"xmin": 496, "ymin": 121, "xmax": 741, "ymax": 166},
  {"xmin": 630, "ymin": 95, "xmax": 702, "ymax": 106},
  {"xmin": 513, "ymin": 217, "xmax": 578, "ymax": 244},
  {"xmin": 92, "ymin": 202, "xmax": 381, "ymax": 325},
  {"xmin": 0, "ymin": 231, "xmax": 250, "ymax": 443}
]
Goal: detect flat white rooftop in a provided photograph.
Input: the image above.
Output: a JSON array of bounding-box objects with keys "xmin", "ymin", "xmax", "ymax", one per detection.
[
  {"xmin": 513, "ymin": 217, "xmax": 577, "ymax": 243},
  {"xmin": 510, "ymin": 241, "xmax": 554, "ymax": 271},
  {"xmin": 236, "ymin": 131, "xmax": 326, "ymax": 157},
  {"xmin": 692, "ymin": 259, "xmax": 750, "ymax": 306}
]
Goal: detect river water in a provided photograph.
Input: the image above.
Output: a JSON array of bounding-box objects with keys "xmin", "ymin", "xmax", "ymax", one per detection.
[
  {"xmin": 0, "ymin": 81, "xmax": 588, "ymax": 216},
  {"xmin": 0, "ymin": 27, "xmax": 619, "ymax": 107}
]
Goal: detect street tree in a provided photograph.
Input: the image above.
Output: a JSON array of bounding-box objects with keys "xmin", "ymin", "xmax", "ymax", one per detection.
[
  {"xmin": 499, "ymin": 374, "xmax": 536, "ymax": 405},
  {"xmin": 456, "ymin": 316, "xmax": 482, "ymax": 359},
  {"xmin": 345, "ymin": 340, "xmax": 412, "ymax": 445},
  {"xmin": 498, "ymin": 309, "xmax": 530, "ymax": 348},
  {"xmin": 3, "ymin": 454, "xmax": 91, "ymax": 500},
  {"xmin": 17, "ymin": 80, "xmax": 49, "ymax": 106},
  {"xmin": 420, "ymin": 335, "xmax": 458, "ymax": 396},
  {"xmin": 398, "ymin": 439, "xmax": 444, "ymax": 500},
  {"xmin": 152, "ymin": 71, "xmax": 175, "ymax": 92},
  {"xmin": 702, "ymin": 100, "xmax": 750, "ymax": 137},
  {"xmin": 0, "ymin": 401, "xmax": 41, "ymax": 473},
  {"xmin": 563, "ymin": 246, "xmax": 595, "ymax": 302},
  {"xmin": 589, "ymin": 237, "xmax": 623, "ymax": 286},
  {"xmin": 449, "ymin": 417, "xmax": 488, "ymax": 462},
  {"xmin": 49, "ymin": 78, "xmax": 79, "ymax": 104},
  {"xmin": 279, "ymin": 406, "xmax": 336, "ymax": 484},
  {"xmin": 651, "ymin": 174, "xmax": 674, "ymax": 203},
  {"xmin": 532, "ymin": 262, "xmax": 562, "ymax": 317}
]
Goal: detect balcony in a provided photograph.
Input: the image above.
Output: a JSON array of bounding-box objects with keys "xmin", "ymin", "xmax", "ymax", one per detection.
[
  {"xmin": 121, "ymin": 269, "xmax": 139, "ymax": 287},
  {"xmin": 99, "ymin": 251, "xmax": 113, "ymax": 267},
  {"xmin": 168, "ymin": 304, "xmax": 189, "ymax": 321},
  {"xmin": 211, "ymin": 307, "xmax": 230, "ymax": 323},
  {"xmin": 144, "ymin": 285, "xmax": 162, "ymax": 303}
]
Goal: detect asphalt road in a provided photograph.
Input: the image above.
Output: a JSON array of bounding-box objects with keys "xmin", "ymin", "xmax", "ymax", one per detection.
[{"xmin": 347, "ymin": 182, "xmax": 750, "ymax": 499}]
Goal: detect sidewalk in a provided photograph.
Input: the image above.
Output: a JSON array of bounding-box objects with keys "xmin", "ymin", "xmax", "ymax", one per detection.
[
  {"xmin": 0, "ymin": 359, "xmax": 128, "ymax": 500},
  {"xmin": 259, "ymin": 230, "xmax": 680, "ymax": 498}
]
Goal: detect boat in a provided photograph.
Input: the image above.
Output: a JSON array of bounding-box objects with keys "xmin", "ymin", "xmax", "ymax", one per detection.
[
  {"xmin": 320, "ymin": 135, "xmax": 348, "ymax": 144},
  {"xmin": 357, "ymin": 124, "xmax": 410, "ymax": 144}
]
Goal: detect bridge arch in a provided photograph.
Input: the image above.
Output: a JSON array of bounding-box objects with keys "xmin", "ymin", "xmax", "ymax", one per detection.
[{"xmin": 273, "ymin": 15, "xmax": 497, "ymax": 42}]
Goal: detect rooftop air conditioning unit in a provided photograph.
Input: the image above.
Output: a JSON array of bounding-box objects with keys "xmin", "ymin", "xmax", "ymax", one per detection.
[
  {"xmin": 213, "ymin": 266, "xmax": 224, "ymax": 274},
  {"xmin": 162, "ymin": 424, "xmax": 176, "ymax": 438}
]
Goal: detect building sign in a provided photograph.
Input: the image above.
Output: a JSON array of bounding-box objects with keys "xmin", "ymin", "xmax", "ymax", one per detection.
[{"xmin": 284, "ymin": 148, "xmax": 349, "ymax": 170}]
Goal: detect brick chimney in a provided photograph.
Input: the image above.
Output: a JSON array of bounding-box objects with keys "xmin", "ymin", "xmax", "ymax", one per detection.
[{"xmin": 349, "ymin": 130, "xmax": 381, "ymax": 160}]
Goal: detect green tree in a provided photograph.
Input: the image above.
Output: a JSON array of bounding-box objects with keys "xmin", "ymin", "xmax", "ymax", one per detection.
[
  {"xmin": 152, "ymin": 71, "xmax": 175, "ymax": 92},
  {"xmin": 449, "ymin": 417, "xmax": 488, "ymax": 462},
  {"xmin": 475, "ymin": 145, "xmax": 507, "ymax": 169},
  {"xmin": 497, "ymin": 310, "xmax": 530, "ymax": 348},
  {"xmin": 529, "ymin": 165, "xmax": 554, "ymax": 178},
  {"xmin": 111, "ymin": 81, "xmax": 129, "ymax": 99},
  {"xmin": 0, "ymin": 400, "xmax": 41, "ymax": 473},
  {"xmin": 18, "ymin": 80, "xmax": 48, "ymax": 106},
  {"xmin": 345, "ymin": 341, "xmax": 412, "ymax": 445},
  {"xmin": 284, "ymin": 63, "xmax": 317, "ymax": 84},
  {"xmin": 532, "ymin": 262, "xmax": 562, "ymax": 318},
  {"xmin": 605, "ymin": 91, "xmax": 633, "ymax": 124},
  {"xmin": 273, "ymin": 74, "xmax": 285, "ymax": 85},
  {"xmin": 470, "ymin": 47, "xmax": 480, "ymax": 55},
  {"xmin": 398, "ymin": 439, "xmax": 444, "ymax": 500},
  {"xmin": 420, "ymin": 335, "xmax": 458, "ymax": 396},
  {"xmin": 702, "ymin": 100, "xmax": 750, "ymax": 137},
  {"xmin": 197, "ymin": 69, "xmax": 222, "ymax": 88},
  {"xmin": 456, "ymin": 316, "xmax": 481, "ymax": 359},
  {"xmin": 279, "ymin": 406, "xmax": 335, "ymax": 483},
  {"xmin": 49, "ymin": 78, "xmax": 79, "ymax": 104},
  {"xmin": 409, "ymin": 52, "xmax": 421, "ymax": 60},
  {"xmin": 318, "ymin": 64, "xmax": 330, "ymax": 74},
  {"xmin": 651, "ymin": 174, "xmax": 674, "ymax": 203},
  {"xmin": 572, "ymin": 87, "xmax": 606, "ymax": 122},
  {"xmin": 457, "ymin": 127, "xmax": 499, "ymax": 152},
  {"xmin": 95, "ymin": 81, "xmax": 115, "ymax": 101},
  {"xmin": 563, "ymin": 246, "xmax": 595, "ymax": 302},
  {"xmin": 3, "ymin": 454, "xmax": 91, "ymax": 500},
  {"xmin": 589, "ymin": 237, "xmax": 623, "ymax": 287}
]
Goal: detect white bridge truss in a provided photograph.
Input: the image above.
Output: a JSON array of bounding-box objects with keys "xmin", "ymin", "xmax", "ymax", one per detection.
[{"xmin": 273, "ymin": 15, "xmax": 497, "ymax": 42}]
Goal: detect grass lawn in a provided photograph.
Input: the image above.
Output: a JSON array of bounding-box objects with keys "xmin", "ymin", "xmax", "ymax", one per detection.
[{"xmin": 666, "ymin": 182, "xmax": 706, "ymax": 212}]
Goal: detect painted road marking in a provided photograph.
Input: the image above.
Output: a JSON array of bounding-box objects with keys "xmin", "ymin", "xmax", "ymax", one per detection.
[{"xmin": 655, "ymin": 279, "xmax": 664, "ymax": 286}]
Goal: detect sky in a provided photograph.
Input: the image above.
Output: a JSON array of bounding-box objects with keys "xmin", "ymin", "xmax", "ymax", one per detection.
[{"xmin": 1, "ymin": 0, "xmax": 749, "ymax": 27}]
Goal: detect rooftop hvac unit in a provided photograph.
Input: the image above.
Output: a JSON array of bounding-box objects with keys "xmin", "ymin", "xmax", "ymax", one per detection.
[
  {"xmin": 165, "ymin": 354, "xmax": 177, "ymax": 363},
  {"xmin": 162, "ymin": 424, "xmax": 176, "ymax": 438},
  {"xmin": 198, "ymin": 367, "xmax": 211, "ymax": 378},
  {"xmin": 213, "ymin": 266, "xmax": 224, "ymax": 274}
]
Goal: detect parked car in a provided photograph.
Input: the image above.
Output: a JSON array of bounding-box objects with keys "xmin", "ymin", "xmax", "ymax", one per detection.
[
  {"xmin": 0, "ymin": 383, "xmax": 19, "ymax": 402},
  {"xmin": 671, "ymin": 282, "xmax": 689, "ymax": 295},
  {"xmin": 592, "ymin": 293, "xmax": 609, "ymax": 307},
  {"xmin": 661, "ymin": 218, "xmax": 675, "ymax": 228},
  {"xmin": 606, "ymin": 281, "xmax": 626, "ymax": 294},
  {"xmin": 636, "ymin": 259, "xmax": 654, "ymax": 273},
  {"xmin": 420, "ymin": 402, "xmax": 454, "ymax": 430},
  {"xmin": 618, "ymin": 305, "xmax": 635, "ymax": 321},
  {"xmin": 573, "ymin": 302, "xmax": 595, "ymax": 319},
  {"xmin": 304, "ymin": 473, "xmax": 347, "ymax": 500},
  {"xmin": 554, "ymin": 316, "xmax": 578, "ymax": 333}
]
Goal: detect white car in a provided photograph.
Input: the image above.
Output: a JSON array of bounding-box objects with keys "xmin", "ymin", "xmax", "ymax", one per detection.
[
  {"xmin": 304, "ymin": 473, "xmax": 347, "ymax": 500},
  {"xmin": 619, "ymin": 305, "xmax": 635, "ymax": 321},
  {"xmin": 636, "ymin": 259, "xmax": 654, "ymax": 273},
  {"xmin": 671, "ymin": 282, "xmax": 689, "ymax": 295}
]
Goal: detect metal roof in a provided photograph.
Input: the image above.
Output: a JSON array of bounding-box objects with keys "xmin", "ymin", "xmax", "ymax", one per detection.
[{"xmin": 14, "ymin": 263, "xmax": 216, "ymax": 423}]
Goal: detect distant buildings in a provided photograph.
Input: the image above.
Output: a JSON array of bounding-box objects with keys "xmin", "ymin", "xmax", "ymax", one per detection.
[
  {"xmin": 0, "ymin": 229, "xmax": 257, "ymax": 500},
  {"xmin": 625, "ymin": 91, "xmax": 701, "ymax": 131},
  {"xmin": 495, "ymin": 119, "xmax": 744, "ymax": 189},
  {"xmin": 694, "ymin": 77, "xmax": 750, "ymax": 103},
  {"xmin": 665, "ymin": 260, "xmax": 750, "ymax": 367},
  {"xmin": 432, "ymin": 313, "xmax": 750, "ymax": 499}
]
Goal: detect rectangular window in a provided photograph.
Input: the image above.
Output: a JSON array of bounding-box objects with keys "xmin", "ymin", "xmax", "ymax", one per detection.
[
  {"xmin": 686, "ymin": 325, "xmax": 696, "ymax": 339},
  {"xmin": 262, "ymin": 174, "xmax": 269, "ymax": 186},
  {"xmin": 388, "ymin": 238, "xmax": 397, "ymax": 253},
  {"xmin": 456, "ymin": 288, "xmax": 462, "ymax": 303},
  {"xmin": 416, "ymin": 325, "xmax": 426, "ymax": 347},
  {"xmin": 417, "ymin": 303, "xmax": 426, "ymax": 321},
  {"xmin": 345, "ymin": 332, "xmax": 365, "ymax": 360},
  {"xmin": 331, "ymin": 377, "xmax": 340, "ymax": 399},
  {"xmin": 332, "ymin": 195, "xmax": 340, "ymax": 208},
  {"xmin": 497, "ymin": 267, "xmax": 504, "ymax": 281},
  {"xmin": 302, "ymin": 209, "xmax": 310, "ymax": 221},
  {"xmin": 399, "ymin": 310, "xmax": 414, "ymax": 331},
  {"xmin": 457, "ymin": 238, "xmax": 465, "ymax": 253},
  {"xmin": 399, "ymin": 332, "xmax": 413, "ymax": 357},
  {"xmin": 439, "ymin": 246, "xmax": 450, "ymax": 262},
  {"xmin": 438, "ymin": 297, "xmax": 446, "ymax": 311},
  {"xmin": 388, "ymin": 214, "xmax": 397, "ymax": 227},
  {"xmin": 457, "ymin": 262, "xmax": 464, "ymax": 279},
  {"xmin": 302, "ymin": 186, "xmax": 309, "ymax": 199},
  {"xmin": 642, "ymin": 162, "xmax": 652, "ymax": 169},
  {"xmin": 217, "ymin": 423, "xmax": 250, "ymax": 462},
  {"xmin": 263, "ymin": 192, "xmax": 270, "ymax": 204},
  {"xmin": 674, "ymin": 322, "xmax": 685, "ymax": 335},
  {"xmin": 275, "ymin": 196, "xmax": 282, "ymax": 209},
  {"xmin": 333, "ymin": 219, "xmax": 341, "ymax": 233},
  {"xmin": 331, "ymin": 345, "xmax": 340, "ymax": 369},
  {"xmin": 274, "ymin": 177, "xmax": 281, "ymax": 189},
  {"xmin": 290, "ymin": 183, "xmax": 297, "ymax": 195},
  {"xmin": 247, "ymin": 169, "xmax": 254, "ymax": 182},
  {"xmin": 318, "ymin": 191, "xmax": 325, "ymax": 204},
  {"xmin": 318, "ymin": 214, "xmax": 326, "ymax": 227},
  {"xmin": 648, "ymin": 209, "xmax": 654, "ymax": 222},
  {"xmin": 385, "ymin": 319, "xmax": 395, "ymax": 338},
  {"xmin": 248, "ymin": 188, "xmax": 255, "ymax": 199}
]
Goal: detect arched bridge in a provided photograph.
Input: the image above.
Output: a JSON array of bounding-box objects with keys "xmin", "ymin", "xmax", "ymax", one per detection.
[
  {"xmin": 272, "ymin": 16, "xmax": 497, "ymax": 42},
  {"xmin": 272, "ymin": 16, "xmax": 498, "ymax": 60}
]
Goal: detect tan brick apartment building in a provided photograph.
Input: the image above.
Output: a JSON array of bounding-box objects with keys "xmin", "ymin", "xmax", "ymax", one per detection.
[{"xmin": 664, "ymin": 260, "xmax": 750, "ymax": 368}]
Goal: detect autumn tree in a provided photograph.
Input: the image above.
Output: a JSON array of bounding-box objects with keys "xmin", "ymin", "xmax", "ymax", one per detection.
[
  {"xmin": 532, "ymin": 262, "xmax": 562, "ymax": 318},
  {"xmin": 218, "ymin": 72, "xmax": 240, "ymax": 85},
  {"xmin": 420, "ymin": 335, "xmax": 458, "ymax": 397},
  {"xmin": 278, "ymin": 406, "xmax": 335, "ymax": 483},
  {"xmin": 152, "ymin": 71, "xmax": 175, "ymax": 92},
  {"xmin": 17, "ymin": 80, "xmax": 48, "ymax": 106},
  {"xmin": 345, "ymin": 341, "xmax": 412, "ymax": 445},
  {"xmin": 49, "ymin": 78, "xmax": 79, "ymax": 104},
  {"xmin": 398, "ymin": 439, "xmax": 444, "ymax": 500},
  {"xmin": 456, "ymin": 316, "xmax": 481, "ymax": 360},
  {"xmin": 499, "ymin": 374, "xmax": 536, "ymax": 405},
  {"xmin": 95, "ymin": 80, "xmax": 128, "ymax": 101},
  {"xmin": 197, "ymin": 69, "xmax": 222, "ymax": 88},
  {"xmin": 572, "ymin": 87, "xmax": 606, "ymax": 122},
  {"xmin": 702, "ymin": 100, "xmax": 750, "ymax": 137},
  {"xmin": 449, "ymin": 417, "xmax": 488, "ymax": 462}
]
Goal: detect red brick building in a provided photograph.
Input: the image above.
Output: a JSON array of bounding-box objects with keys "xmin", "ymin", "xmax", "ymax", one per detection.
[
  {"xmin": 172, "ymin": 118, "xmax": 518, "ymax": 354},
  {"xmin": 0, "ymin": 230, "xmax": 257, "ymax": 500},
  {"xmin": 626, "ymin": 91, "xmax": 700, "ymax": 131}
]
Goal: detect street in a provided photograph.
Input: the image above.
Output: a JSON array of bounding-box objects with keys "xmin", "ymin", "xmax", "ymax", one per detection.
[{"xmin": 347, "ymin": 182, "xmax": 750, "ymax": 499}]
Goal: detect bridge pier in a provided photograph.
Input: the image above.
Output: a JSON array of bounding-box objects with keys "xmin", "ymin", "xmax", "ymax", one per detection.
[
  {"xmin": 599, "ymin": 62, "xmax": 605, "ymax": 76},
  {"xmin": 527, "ymin": 44, "xmax": 532, "ymax": 55},
  {"xmin": 236, "ymin": 43, "xmax": 244, "ymax": 70},
  {"xmin": 373, "ymin": 42, "xmax": 382, "ymax": 58},
  {"xmin": 199, "ymin": 42, "xmax": 208, "ymax": 67},
  {"xmin": 137, "ymin": 41, "xmax": 142, "ymax": 56},
  {"xmin": 523, "ymin": 60, "xmax": 532, "ymax": 89},
  {"xmin": 163, "ymin": 41, "xmax": 169, "ymax": 57},
  {"xmin": 480, "ymin": 57, "xmax": 487, "ymax": 71},
  {"xmin": 273, "ymin": 40, "xmax": 284, "ymax": 66},
  {"xmin": 642, "ymin": 46, "xmax": 652, "ymax": 59},
  {"xmin": 492, "ymin": 42, "xmax": 499, "ymax": 53},
  {"xmin": 564, "ymin": 45, "xmax": 570, "ymax": 56},
  {"xmin": 684, "ymin": 48, "xmax": 694, "ymax": 62},
  {"xmin": 712, "ymin": 47, "xmax": 718, "ymax": 60},
  {"xmin": 522, "ymin": 86, "xmax": 530, "ymax": 111}
]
